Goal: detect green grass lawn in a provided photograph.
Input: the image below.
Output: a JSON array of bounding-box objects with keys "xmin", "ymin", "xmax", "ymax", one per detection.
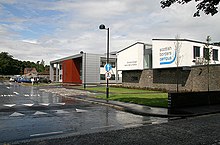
[
  {"xmin": 86, "ymin": 86, "xmax": 156, "ymax": 94},
  {"xmin": 86, "ymin": 86, "xmax": 168, "ymax": 108}
]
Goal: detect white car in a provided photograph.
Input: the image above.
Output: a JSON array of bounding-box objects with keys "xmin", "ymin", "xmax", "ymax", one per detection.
[{"xmin": 9, "ymin": 77, "xmax": 15, "ymax": 82}]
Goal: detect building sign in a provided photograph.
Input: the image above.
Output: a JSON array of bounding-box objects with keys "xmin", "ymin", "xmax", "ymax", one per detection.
[
  {"xmin": 124, "ymin": 61, "xmax": 138, "ymax": 67},
  {"xmin": 160, "ymin": 47, "xmax": 176, "ymax": 65}
]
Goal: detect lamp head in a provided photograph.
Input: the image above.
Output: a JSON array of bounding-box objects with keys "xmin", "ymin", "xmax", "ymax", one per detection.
[{"xmin": 99, "ymin": 24, "xmax": 106, "ymax": 30}]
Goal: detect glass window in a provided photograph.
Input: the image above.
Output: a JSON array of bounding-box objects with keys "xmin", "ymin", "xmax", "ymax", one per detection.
[
  {"xmin": 100, "ymin": 74, "xmax": 105, "ymax": 80},
  {"xmin": 100, "ymin": 61, "xmax": 105, "ymax": 67},
  {"xmin": 203, "ymin": 48, "xmax": 210, "ymax": 60},
  {"xmin": 213, "ymin": 49, "xmax": 218, "ymax": 61},
  {"xmin": 100, "ymin": 74, "xmax": 115, "ymax": 80},
  {"xmin": 109, "ymin": 74, "xmax": 115, "ymax": 80},
  {"xmin": 144, "ymin": 54, "xmax": 152, "ymax": 69},
  {"xmin": 193, "ymin": 46, "xmax": 200, "ymax": 59},
  {"xmin": 110, "ymin": 62, "xmax": 115, "ymax": 68}
]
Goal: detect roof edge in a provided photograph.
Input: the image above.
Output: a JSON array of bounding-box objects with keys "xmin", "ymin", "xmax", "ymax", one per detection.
[
  {"xmin": 152, "ymin": 38, "xmax": 211, "ymax": 45},
  {"xmin": 117, "ymin": 42, "xmax": 152, "ymax": 53}
]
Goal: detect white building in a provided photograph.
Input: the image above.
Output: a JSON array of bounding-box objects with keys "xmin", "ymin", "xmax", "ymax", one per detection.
[
  {"xmin": 117, "ymin": 42, "xmax": 152, "ymax": 71},
  {"xmin": 152, "ymin": 39, "xmax": 220, "ymax": 69},
  {"xmin": 117, "ymin": 38, "xmax": 220, "ymax": 91}
]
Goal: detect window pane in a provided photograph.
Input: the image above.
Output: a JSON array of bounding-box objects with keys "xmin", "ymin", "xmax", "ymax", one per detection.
[
  {"xmin": 203, "ymin": 48, "xmax": 209, "ymax": 60},
  {"xmin": 100, "ymin": 61, "xmax": 105, "ymax": 67},
  {"xmin": 109, "ymin": 74, "xmax": 115, "ymax": 80},
  {"xmin": 193, "ymin": 46, "xmax": 200, "ymax": 59},
  {"xmin": 100, "ymin": 74, "xmax": 105, "ymax": 80},
  {"xmin": 213, "ymin": 49, "xmax": 218, "ymax": 61}
]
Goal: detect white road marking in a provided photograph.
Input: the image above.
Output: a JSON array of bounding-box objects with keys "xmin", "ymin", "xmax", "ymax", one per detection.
[
  {"xmin": 152, "ymin": 121, "xmax": 160, "ymax": 125},
  {"xmin": 6, "ymin": 87, "xmax": 10, "ymax": 89},
  {"xmin": 40, "ymin": 103, "xmax": 50, "ymax": 106},
  {"xmin": 24, "ymin": 94, "xmax": 29, "ymax": 97},
  {"xmin": 30, "ymin": 131, "xmax": 63, "ymax": 137},
  {"xmin": 76, "ymin": 108, "xmax": 88, "ymax": 113},
  {"xmin": 124, "ymin": 124, "xmax": 143, "ymax": 128},
  {"xmin": 55, "ymin": 103, "xmax": 65, "ymax": 105},
  {"xmin": 91, "ymin": 125, "xmax": 115, "ymax": 130},
  {"xmin": 13, "ymin": 92, "xmax": 19, "ymax": 95},
  {"xmin": 4, "ymin": 104, "xmax": 16, "ymax": 107},
  {"xmin": 10, "ymin": 112, "xmax": 25, "ymax": 117},
  {"xmin": 23, "ymin": 104, "xmax": 34, "ymax": 107},
  {"xmin": 33, "ymin": 111, "xmax": 48, "ymax": 115},
  {"xmin": 1, "ymin": 94, "xmax": 14, "ymax": 97},
  {"xmin": 55, "ymin": 110, "xmax": 69, "ymax": 114}
]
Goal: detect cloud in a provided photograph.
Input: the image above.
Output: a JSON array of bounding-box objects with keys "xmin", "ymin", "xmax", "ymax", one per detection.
[{"xmin": 0, "ymin": 0, "xmax": 220, "ymax": 65}]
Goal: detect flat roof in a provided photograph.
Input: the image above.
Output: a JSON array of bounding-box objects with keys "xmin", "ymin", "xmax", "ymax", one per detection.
[
  {"xmin": 152, "ymin": 38, "xmax": 219, "ymax": 46},
  {"xmin": 50, "ymin": 53, "xmax": 83, "ymax": 64},
  {"xmin": 117, "ymin": 42, "xmax": 152, "ymax": 53},
  {"xmin": 50, "ymin": 53, "xmax": 117, "ymax": 64}
]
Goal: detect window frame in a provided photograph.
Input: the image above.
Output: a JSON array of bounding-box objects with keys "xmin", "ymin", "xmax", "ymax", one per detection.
[
  {"xmin": 193, "ymin": 46, "xmax": 200, "ymax": 59},
  {"xmin": 213, "ymin": 49, "xmax": 218, "ymax": 61}
]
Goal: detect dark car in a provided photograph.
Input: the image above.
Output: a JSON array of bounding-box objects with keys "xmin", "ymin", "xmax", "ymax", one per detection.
[{"xmin": 36, "ymin": 77, "xmax": 51, "ymax": 83}]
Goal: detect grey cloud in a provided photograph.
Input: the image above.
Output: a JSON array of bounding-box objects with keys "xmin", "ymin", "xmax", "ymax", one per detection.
[{"xmin": 1, "ymin": 0, "xmax": 220, "ymax": 65}]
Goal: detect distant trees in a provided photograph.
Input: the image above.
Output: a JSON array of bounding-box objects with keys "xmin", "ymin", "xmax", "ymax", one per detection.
[
  {"xmin": 0, "ymin": 52, "xmax": 48, "ymax": 75},
  {"xmin": 160, "ymin": 0, "xmax": 220, "ymax": 17},
  {"xmin": 0, "ymin": 52, "xmax": 20, "ymax": 75}
]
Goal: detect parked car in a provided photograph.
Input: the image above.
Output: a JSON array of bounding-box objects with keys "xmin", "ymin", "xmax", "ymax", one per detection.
[
  {"xmin": 16, "ymin": 77, "xmax": 32, "ymax": 83},
  {"xmin": 9, "ymin": 77, "xmax": 15, "ymax": 82},
  {"xmin": 35, "ymin": 77, "xmax": 51, "ymax": 83},
  {"xmin": 9, "ymin": 75, "xmax": 21, "ymax": 82}
]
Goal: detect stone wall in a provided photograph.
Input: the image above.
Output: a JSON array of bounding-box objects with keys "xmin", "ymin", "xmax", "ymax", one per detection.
[
  {"xmin": 122, "ymin": 65, "xmax": 220, "ymax": 92},
  {"xmin": 168, "ymin": 91, "xmax": 220, "ymax": 108}
]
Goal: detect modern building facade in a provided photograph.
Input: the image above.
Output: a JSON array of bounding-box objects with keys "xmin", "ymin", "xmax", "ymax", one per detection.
[
  {"xmin": 152, "ymin": 39, "xmax": 220, "ymax": 69},
  {"xmin": 117, "ymin": 42, "xmax": 152, "ymax": 71},
  {"xmin": 50, "ymin": 38, "xmax": 220, "ymax": 91},
  {"xmin": 50, "ymin": 52, "xmax": 122, "ymax": 85},
  {"xmin": 119, "ymin": 39, "xmax": 220, "ymax": 91}
]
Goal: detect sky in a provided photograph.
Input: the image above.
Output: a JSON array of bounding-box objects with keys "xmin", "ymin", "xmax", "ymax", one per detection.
[{"xmin": 0, "ymin": 0, "xmax": 220, "ymax": 65}]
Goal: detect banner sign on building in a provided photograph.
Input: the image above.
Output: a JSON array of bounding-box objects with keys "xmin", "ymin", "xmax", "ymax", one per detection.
[{"xmin": 160, "ymin": 47, "xmax": 176, "ymax": 65}]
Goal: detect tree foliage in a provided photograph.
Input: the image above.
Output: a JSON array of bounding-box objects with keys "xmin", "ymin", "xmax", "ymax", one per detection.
[
  {"xmin": 0, "ymin": 52, "xmax": 48, "ymax": 75},
  {"xmin": 160, "ymin": 0, "xmax": 220, "ymax": 17}
]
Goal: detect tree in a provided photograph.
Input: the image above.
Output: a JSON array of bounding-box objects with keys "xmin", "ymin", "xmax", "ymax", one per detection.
[
  {"xmin": 160, "ymin": 0, "xmax": 220, "ymax": 17},
  {"xmin": 0, "ymin": 52, "xmax": 21, "ymax": 75},
  {"xmin": 0, "ymin": 52, "xmax": 48, "ymax": 75},
  {"xmin": 174, "ymin": 35, "xmax": 182, "ymax": 92}
]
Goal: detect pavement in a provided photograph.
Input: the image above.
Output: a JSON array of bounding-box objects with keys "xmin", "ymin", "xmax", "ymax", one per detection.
[
  {"xmin": 73, "ymin": 95, "xmax": 220, "ymax": 118},
  {"xmin": 40, "ymin": 85, "xmax": 220, "ymax": 118}
]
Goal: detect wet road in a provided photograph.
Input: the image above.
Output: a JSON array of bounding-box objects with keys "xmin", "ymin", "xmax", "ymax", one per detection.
[{"xmin": 0, "ymin": 82, "xmax": 167, "ymax": 143}]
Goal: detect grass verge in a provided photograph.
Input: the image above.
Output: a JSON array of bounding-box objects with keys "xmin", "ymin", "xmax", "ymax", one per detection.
[{"xmin": 86, "ymin": 86, "xmax": 168, "ymax": 108}]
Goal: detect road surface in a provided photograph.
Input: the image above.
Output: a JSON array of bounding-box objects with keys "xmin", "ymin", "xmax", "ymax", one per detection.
[{"xmin": 0, "ymin": 81, "xmax": 167, "ymax": 143}]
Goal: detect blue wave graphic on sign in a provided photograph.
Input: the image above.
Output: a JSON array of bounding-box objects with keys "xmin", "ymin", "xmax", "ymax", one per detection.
[{"xmin": 160, "ymin": 51, "xmax": 176, "ymax": 65}]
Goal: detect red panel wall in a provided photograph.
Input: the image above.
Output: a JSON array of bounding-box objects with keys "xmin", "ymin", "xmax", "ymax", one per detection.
[{"xmin": 62, "ymin": 58, "xmax": 82, "ymax": 83}]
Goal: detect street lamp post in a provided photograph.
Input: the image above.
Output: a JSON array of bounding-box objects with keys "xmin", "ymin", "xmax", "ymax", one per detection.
[
  {"xmin": 80, "ymin": 51, "xmax": 86, "ymax": 89},
  {"xmin": 99, "ymin": 24, "xmax": 110, "ymax": 99},
  {"xmin": 206, "ymin": 36, "xmax": 211, "ymax": 92}
]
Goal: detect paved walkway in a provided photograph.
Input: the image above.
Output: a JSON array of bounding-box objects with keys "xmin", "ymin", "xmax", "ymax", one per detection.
[
  {"xmin": 73, "ymin": 95, "xmax": 220, "ymax": 118},
  {"xmin": 41, "ymin": 86, "xmax": 220, "ymax": 118}
]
